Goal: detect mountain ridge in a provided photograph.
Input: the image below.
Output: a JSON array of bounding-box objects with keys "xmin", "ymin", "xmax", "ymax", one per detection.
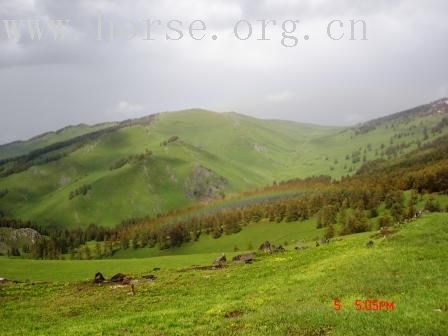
[
  {"xmin": 2, "ymin": 97, "xmax": 447, "ymax": 158},
  {"xmin": 0, "ymin": 99, "xmax": 447, "ymax": 228}
]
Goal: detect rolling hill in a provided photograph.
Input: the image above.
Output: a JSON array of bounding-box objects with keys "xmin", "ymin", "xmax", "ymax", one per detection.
[
  {"xmin": 0, "ymin": 122, "xmax": 117, "ymax": 161},
  {"xmin": 0, "ymin": 99, "xmax": 447, "ymax": 228}
]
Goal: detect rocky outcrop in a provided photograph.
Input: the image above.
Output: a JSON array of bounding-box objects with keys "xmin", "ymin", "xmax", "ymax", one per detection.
[
  {"xmin": 12, "ymin": 228, "xmax": 41, "ymax": 244},
  {"xmin": 0, "ymin": 227, "xmax": 42, "ymax": 255},
  {"xmin": 232, "ymin": 252, "xmax": 257, "ymax": 264},
  {"xmin": 259, "ymin": 241, "xmax": 272, "ymax": 253},
  {"xmin": 93, "ymin": 272, "xmax": 105, "ymax": 284},
  {"xmin": 258, "ymin": 241, "xmax": 286, "ymax": 254},
  {"xmin": 184, "ymin": 165, "xmax": 227, "ymax": 201},
  {"xmin": 213, "ymin": 253, "xmax": 227, "ymax": 266},
  {"xmin": 110, "ymin": 273, "xmax": 129, "ymax": 283}
]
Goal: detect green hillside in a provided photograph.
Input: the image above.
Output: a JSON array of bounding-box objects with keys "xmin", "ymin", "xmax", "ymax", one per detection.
[
  {"xmin": 112, "ymin": 217, "xmax": 322, "ymax": 259},
  {"xmin": 0, "ymin": 122, "xmax": 116, "ymax": 161},
  {"xmin": 1, "ymin": 99, "xmax": 447, "ymax": 228},
  {"xmin": 1, "ymin": 213, "xmax": 447, "ymax": 335}
]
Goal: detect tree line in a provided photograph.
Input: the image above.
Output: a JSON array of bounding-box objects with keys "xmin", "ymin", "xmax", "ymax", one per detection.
[
  {"xmin": 113, "ymin": 135, "xmax": 448, "ymax": 251},
  {"xmin": 2, "ymin": 133, "xmax": 448, "ymax": 259},
  {"xmin": 0, "ymin": 217, "xmax": 114, "ymax": 259}
]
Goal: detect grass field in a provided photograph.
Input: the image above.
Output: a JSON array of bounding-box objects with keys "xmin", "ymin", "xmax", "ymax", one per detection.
[
  {"xmin": 0, "ymin": 252, "xmax": 240, "ymax": 282},
  {"xmin": 1, "ymin": 213, "xmax": 447, "ymax": 335}
]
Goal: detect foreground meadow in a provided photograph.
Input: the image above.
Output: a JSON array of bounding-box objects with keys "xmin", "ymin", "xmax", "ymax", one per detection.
[{"xmin": 1, "ymin": 213, "xmax": 447, "ymax": 335}]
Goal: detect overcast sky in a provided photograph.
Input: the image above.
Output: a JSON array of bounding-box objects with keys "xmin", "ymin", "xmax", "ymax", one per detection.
[{"xmin": 0, "ymin": 0, "xmax": 447, "ymax": 144}]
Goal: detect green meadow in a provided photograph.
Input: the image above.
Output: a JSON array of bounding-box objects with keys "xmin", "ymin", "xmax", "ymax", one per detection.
[
  {"xmin": 1, "ymin": 213, "xmax": 447, "ymax": 335},
  {"xmin": 0, "ymin": 252, "xmax": 236, "ymax": 283}
]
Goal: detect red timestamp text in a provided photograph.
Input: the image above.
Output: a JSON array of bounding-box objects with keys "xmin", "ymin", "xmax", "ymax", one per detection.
[{"xmin": 333, "ymin": 299, "xmax": 395, "ymax": 312}]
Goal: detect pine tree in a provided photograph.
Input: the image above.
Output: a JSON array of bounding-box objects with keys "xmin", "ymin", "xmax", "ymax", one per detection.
[
  {"xmin": 95, "ymin": 242, "xmax": 102, "ymax": 258},
  {"xmin": 83, "ymin": 245, "xmax": 92, "ymax": 260},
  {"xmin": 324, "ymin": 224, "xmax": 335, "ymax": 239}
]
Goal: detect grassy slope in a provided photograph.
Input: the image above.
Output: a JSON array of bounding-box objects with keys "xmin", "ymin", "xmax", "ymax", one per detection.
[
  {"xmin": 0, "ymin": 110, "xmax": 335, "ymax": 227},
  {"xmin": 0, "ymin": 252, "xmax": 241, "ymax": 282},
  {"xmin": 1, "ymin": 107, "xmax": 447, "ymax": 228},
  {"xmin": 0, "ymin": 123, "xmax": 115, "ymax": 161},
  {"xmin": 113, "ymin": 217, "xmax": 322, "ymax": 258},
  {"xmin": 1, "ymin": 213, "xmax": 447, "ymax": 335},
  {"xmin": 106, "ymin": 192, "xmax": 447, "ymax": 259}
]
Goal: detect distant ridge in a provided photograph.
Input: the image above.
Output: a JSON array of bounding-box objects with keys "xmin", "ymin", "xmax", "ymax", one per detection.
[{"xmin": 1, "ymin": 100, "xmax": 448, "ymax": 227}]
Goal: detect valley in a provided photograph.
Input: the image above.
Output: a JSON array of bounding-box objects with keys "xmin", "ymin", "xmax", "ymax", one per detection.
[{"xmin": 1, "ymin": 99, "xmax": 448, "ymax": 335}]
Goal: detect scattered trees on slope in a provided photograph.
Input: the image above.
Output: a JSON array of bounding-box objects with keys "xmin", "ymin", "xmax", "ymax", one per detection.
[
  {"xmin": 109, "ymin": 149, "xmax": 152, "ymax": 170},
  {"xmin": 69, "ymin": 184, "xmax": 92, "ymax": 200}
]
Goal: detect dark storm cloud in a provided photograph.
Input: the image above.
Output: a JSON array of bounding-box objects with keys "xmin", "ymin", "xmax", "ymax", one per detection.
[{"xmin": 0, "ymin": 0, "xmax": 447, "ymax": 144}]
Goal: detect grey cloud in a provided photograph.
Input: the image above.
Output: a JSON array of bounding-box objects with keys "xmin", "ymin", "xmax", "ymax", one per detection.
[{"xmin": 0, "ymin": 0, "xmax": 447, "ymax": 143}]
